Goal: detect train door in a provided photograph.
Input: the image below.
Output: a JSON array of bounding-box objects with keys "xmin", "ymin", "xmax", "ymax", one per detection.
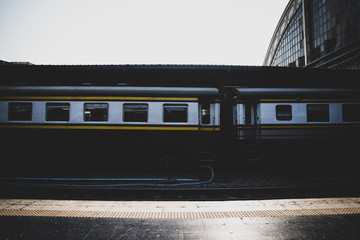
[
  {"xmin": 198, "ymin": 102, "xmax": 220, "ymax": 162},
  {"xmin": 243, "ymin": 100, "xmax": 258, "ymax": 140},
  {"xmin": 241, "ymin": 100, "xmax": 260, "ymax": 160},
  {"xmin": 199, "ymin": 102, "xmax": 217, "ymax": 127},
  {"xmin": 199, "ymin": 101, "xmax": 221, "ymax": 128}
]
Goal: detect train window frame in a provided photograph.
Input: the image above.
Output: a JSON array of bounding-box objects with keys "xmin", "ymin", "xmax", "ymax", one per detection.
[
  {"xmin": 163, "ymin": 104, "xmax": 188, "ymax": 123},
  {"xmin": 123, "ymin": 103, "xmax": 148, "ymax": 122},
  {"xmin": 8, "ymin": 102, "xmax": 32, "ymax": 121},
  {"xmin": 306, "ymin": 104, "xmax": 329, "ymax": 122},
  {"xmin": 46, "ymin": 103, "xmax": 70, "ymax": 121},
  {"xmin": 200, "ymin": 103, "xmax": 211, "ymax": 124},
  {"xmin": 244, "ymin": 104, "xmax": 251, "ymax": 124},
  {"xmin": 276, "ymin": 105, "xmax": 292, "ymax": 121},
  {"xmin": 342, "ymin": 104, "xmax": 360, "ymax": 122},
  {"xmin": 84, "ymin": 103, "xmax": 109, "ymax": 122}
]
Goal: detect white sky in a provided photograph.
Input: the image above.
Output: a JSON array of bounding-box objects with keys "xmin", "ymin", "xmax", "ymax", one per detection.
[{"xmin": 0, "ymin": 0, "xmax": 289, "ymax": 65}]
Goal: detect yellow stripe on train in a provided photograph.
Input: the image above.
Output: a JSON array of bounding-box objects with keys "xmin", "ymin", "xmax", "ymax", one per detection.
[{"xmin": 0, "ymin": 124, "xmax": 220, "ymax": 131}]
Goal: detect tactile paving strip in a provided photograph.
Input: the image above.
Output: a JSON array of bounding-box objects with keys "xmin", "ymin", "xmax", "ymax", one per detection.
[{"xmin": 1, "ymin": 208, "xmax": 360, "ymax": 219}]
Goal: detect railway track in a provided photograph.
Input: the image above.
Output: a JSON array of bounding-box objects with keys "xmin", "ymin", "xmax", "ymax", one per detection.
[{"xmin": 1, "ymin": 176, "xmax": 359, "ymax": 201}]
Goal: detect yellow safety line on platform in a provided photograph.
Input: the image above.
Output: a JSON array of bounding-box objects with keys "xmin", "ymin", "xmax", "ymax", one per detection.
[{"xmin": 0, "ymin": 208, "xmax": 359, "ymax": 219}]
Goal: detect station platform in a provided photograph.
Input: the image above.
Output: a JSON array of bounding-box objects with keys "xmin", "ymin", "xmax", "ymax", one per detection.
[{"xmin": 1, "ymin": 198, "xmax": 360, "ymax": 239}]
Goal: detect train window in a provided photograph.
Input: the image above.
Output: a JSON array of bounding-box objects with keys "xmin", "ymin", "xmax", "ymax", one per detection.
[
  {"xmin": 163, "ymin": 104, "xmax": 188, "ymax": 122},
  {"xmin": 46, "ymin": 103, "xmax": 70, "ymax": 121},
  {"xmin": 84, "ymin": 103, "xmax": 108, "ymax": 121},
  {"xmin": 123, "ymin": 104, "xmax": 148, "ymax": 122},
  {"xmin": 276, "ymin": 105, "xmax": 292, "ymax": 121},
  {"xmin": 307, "ymin": 104, "xmax": 329, "ymax": 122},
  {"xmin": 201, "ymin": 103, "xmax": 210, "ymax": 124},
  {"xmin": 8, "ymin": 102, "xmax": 32, "ymax": 121},
  {"xmin": 245, "ymin": 104, "xmax": 252, "ymax": 124},
  {"xmin": 342, "ymin": 104, "xmax": 360, "ymax": 122}
]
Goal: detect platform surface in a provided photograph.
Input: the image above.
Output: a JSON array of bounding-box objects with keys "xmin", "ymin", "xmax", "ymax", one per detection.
[{"xmin": 1, "ymin": 198, "xmax": 360, "ymax": 239}]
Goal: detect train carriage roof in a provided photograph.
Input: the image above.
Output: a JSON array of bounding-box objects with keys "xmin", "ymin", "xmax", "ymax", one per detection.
[
  {"xmin": 234, "ymin": 88, "xmax": 360, "ymax": 99},
  {"xmin": 0, "ymin": 86, "xmax": 220, "ymax": 98}
]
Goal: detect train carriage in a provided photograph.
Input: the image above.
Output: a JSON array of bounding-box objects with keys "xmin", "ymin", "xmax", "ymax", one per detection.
[
  {"xmin": 233, "ymin": 88, "xmax": 360, "ymax": 163},
  {"xmin": 0, "ymin": 86, "xmax": 221, "ymax": 175},
  {"xmin": 1, "ymin": 65, "xmax": 360, "ymax": 175}
]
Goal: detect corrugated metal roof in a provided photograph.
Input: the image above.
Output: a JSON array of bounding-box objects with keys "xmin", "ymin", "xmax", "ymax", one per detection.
[{"xmin": 0, "ymin": 64, "xmax": 359, "ymax": 88}]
